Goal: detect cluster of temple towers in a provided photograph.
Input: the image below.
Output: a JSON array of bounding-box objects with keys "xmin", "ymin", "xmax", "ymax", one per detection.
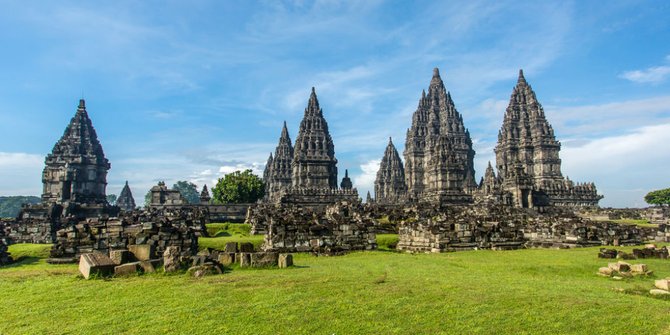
[
  {"xmin": 262, "ymin": 88, "xmax": 357, "ymax": 206},
  {"xmin": 374, "ymin": 68, "xmax": 602, "ymax": 207},
  {"xmin": 40, "ymin": 67, "xmax": 602, "ymax": 212}
]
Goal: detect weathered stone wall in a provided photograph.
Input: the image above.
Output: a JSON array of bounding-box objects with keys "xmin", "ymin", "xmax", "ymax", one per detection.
[
  {"xmin": 6, "ymin": 204, "xmax": 61, "ymax": 244},
  {"xmin": 208, "ymin": 203, "xmax": 251, "ymax": 223},
  {"xmin": 50, "ymin": 207, "xmax": 207, "ymax": 259},
  {"xmin": 251, "ymin": 201, "xmax": 377, "ymax": 254},
  {"xmin": 0, "ymin": 221, "xmax": 12, "ymax": 265},
  {"xmin": 397, "ymin": 205, "xmax": 668, "ymax": 253}
]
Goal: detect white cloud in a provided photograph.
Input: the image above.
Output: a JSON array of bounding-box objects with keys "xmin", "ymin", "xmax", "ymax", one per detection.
[
  {"xmin": 545, "ymin": 96, "xmax": 670, "ymax": 137},
  {"xmin": 561, "ymin": 123, "xmax": 670, "ymax": 207},
  {"xmin": 619, "ymin": 55, "xmax": 670, "ymax": 84},
  {"xmin": 0, "ymin": 152, "xmax": 43, "ymax": 196},
  {"xmin": 620, "ymin": 66, "xmax": 670, "ymax": 84},
  {"xmin": 353, "ymin": 159, "xmax": 380, "ymax": 197}
]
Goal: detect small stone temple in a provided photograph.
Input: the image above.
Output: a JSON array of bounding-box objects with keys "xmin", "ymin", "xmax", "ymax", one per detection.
[
  {"xmin": 264, "ymin": 121, "xmax": 294, "ymax": 203},
  {"xmin": 42, "ymin": 99, "xmax": 110, "ymax": 205},
  {"xmin": 374, "ymin": 137, "xmax": 407, "ymax": 204},
  {"xmin": 116, "ymin": 181, "xmax": 136, "ymax": 212}
]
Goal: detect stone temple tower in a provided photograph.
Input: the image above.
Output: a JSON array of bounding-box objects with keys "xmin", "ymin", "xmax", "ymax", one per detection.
[
  {"xmin": 403, "ymin": 68, "xmax": 477, "ymax": 203},
  {"xmin": 493, "ymin": 70, "xmax": 602, "ymax": 207},
  {"xmin": 42, "ymin": 99, "xmax": 110, "ymax": 205},
  {"xmin": 116, "ymin": 181, "xmax": 136, "ymax": 212},
  {"xmin": 374, "ymin": 137, "xmax": 407, "ymax": 204},
  {"xmin": 292, "ymin": 87, "xmax": 338, "ymax": 189},
  {"xmin": 264, "ymin": 121, "xmax": 294, "ymax": 202}
]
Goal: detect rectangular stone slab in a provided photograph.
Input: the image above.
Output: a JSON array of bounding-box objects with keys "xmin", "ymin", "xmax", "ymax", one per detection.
[
  {"xmin": 114, "ymin": 262, "xmax": 141, "ymax": 276},
  {"xmin": 79, "ymin": 253, "xmax": 116, "ymax": 279},
  {"xmin": 279, "ymin": 254, "xmax": 293, "ymax": 268},
  {"xmin": 128, "ymin": 244, "xmax": 155, "ymax": 261},
  {"xmin": 251, "ymin": 252, "xmax": 279, "ymax": 267}
]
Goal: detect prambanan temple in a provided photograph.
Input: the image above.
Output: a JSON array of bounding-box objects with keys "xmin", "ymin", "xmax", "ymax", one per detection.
[
  {"xmin": 373, "ymin": 69, "xmax": 602, "ymax": 208},
  {"xmin": 7, "ymin": 67, "xmax": 647, "ymax": 263}
]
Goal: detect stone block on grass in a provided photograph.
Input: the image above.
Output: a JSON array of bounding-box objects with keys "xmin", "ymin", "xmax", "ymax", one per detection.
[
  {"xmin": 128, "ymin": 244, "xmax": 155, "ymax": 261},
  {"xmin": 109, "ymin": 249, "xmax": 130, "ymax": 265},
  {"xmin": 239, "ymin": 253, "xmax": 251, "ymax": 267},
  {"xmin": 114, "ymin": 262, "xmax": 141, "ymax": 276},
  {"xmin": 654, "ymin": 279, "xmax": 670, "ymax": 291},
  {"xmin": 217, "ymin": 252, "xmax": 235, "ymax": 266},
  {"xmin": 649, "ymin": 289, "xmax": 670, "ymax": 296},
  {"xmin": 79, "ymin": 253, "xmax": 115, "ymax": 279},
  {"xmin": 139, "ymin": 259, "xmax": 161, "ymax": 273},
  {"xmin": 163, "ymin": 246, "xmax": 181, "ymax": 273},
  {"xmin": 598, "ymin": 267, "xmax": 613, "ymax": 276},
  {"xmin": 279, "ymin": 254, "xmax": 293, "ymax": 268},
  {"xmin": 630, "ymin": 264, "xmax": 648, "ymax": 274},
  {"xmin": 608, "ymin": 261, "xmax": 630, "ymax": 273},
  {"xmin": 251, "ymin": 252, "xmax": 279, "ymax": 267}
]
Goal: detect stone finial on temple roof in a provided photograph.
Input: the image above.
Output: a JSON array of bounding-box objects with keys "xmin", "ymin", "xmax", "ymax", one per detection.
[{"xmin": 517, "ymin": 69, "xmax": 527, "ymax": 85}]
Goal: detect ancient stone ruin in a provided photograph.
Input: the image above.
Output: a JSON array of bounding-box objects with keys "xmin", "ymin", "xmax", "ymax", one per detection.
[
  {"xmin": 372, "ymin": 68, "xmax": 603, "ymax": 209},
  {"xmin": 395, "ymin": 204, "xmax": 663, "ymax": 253},
  {"xmin": 490, "ymin": 70, "xmax": 603, "ymax": 208},
  {"xmin": 403, "ymin": 68, "xmax": 477, "ymax": 204},
  {"xmin": 42, "ymin": 99, "xmax": 111, "ymax": 206},
  {"xmin": 262, "ymin": 88, "xmax": 358, "ymax": 207},
  {"xmin": 0, "ymin": 221, "xmax": 12, "ymax": 265},
  {"xmin": 116, "ymin": 181, "xmax": 136, "ymax": 212},
  {"xmin": 50, "ymin": 206, "xmax": 207, "ymax": 261},
  {"xmin": 374, "ymin": 137, "xmax": 407, "ymax": 204},
  {"xmin": 248, "ymin": 201, "xmax": 377, "ymax": 254},
  {"xmin": 149, "ymin": 181, "xmax": 187, "ymax": 206}
]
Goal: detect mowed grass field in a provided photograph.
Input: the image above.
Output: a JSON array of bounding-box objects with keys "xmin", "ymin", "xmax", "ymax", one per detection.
[{"xmin": 1, "ymin": 237, "xmax": 670, "ymax": 334}]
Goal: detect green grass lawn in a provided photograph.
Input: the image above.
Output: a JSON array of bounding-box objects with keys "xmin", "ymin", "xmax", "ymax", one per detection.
[
  {"xmin": 1, "ymin": 240, "xmax": 670, "ymax": 334},
  {"xmin": 200, "ymin": 223, "xmax": 264, "ymax": 250},
  {"xmin": 610, "ymin": 219, "xmax": 659, "ymax": 228}
]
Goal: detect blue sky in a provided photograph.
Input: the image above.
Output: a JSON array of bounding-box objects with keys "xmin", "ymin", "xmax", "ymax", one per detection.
[{"xmin": 0, "ymin": 0, "xmax": 669, "ymax": 207}]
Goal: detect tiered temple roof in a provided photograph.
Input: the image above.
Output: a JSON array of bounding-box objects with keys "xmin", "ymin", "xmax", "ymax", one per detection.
[
  {"xmin": 491, "ymin": 70, "xmax": 603, "ymax": 207},
  {"xmin": 264, "ymin": 121, "xmax": 294, "ymax": 201},
  {"xmin": 116, "ymin": 181, "xmax": 136, "ymax": 211},
  {"xmin": 403, "ymin": 68, "xmax": 476, "ymax": 203},
  {"xmin": 42, "ymin": 99, "xmax": 110, "ymax": 205},
  {"xmin": 292, "ymin": 88, "xmax": 338, "ymax": 189},
  {"xmin": 374, "ymin": 137, "xmax": 407, "ymax": 204}
]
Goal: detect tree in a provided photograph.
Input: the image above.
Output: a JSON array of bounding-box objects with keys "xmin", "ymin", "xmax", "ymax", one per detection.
[
  {"xmin": 173, "ymin": 181, "xmax": 200, "ymax": 204},
  {"xmin": 644, "ymin": 188, "xmax": 670, "ymax": 206},
  {"xmin": 106, "ymin": 194, "xmax": 117, "ymax": 205},
  {"xmin": 212, "ymin": 169, "xmax": 265, "ymax": 204}
]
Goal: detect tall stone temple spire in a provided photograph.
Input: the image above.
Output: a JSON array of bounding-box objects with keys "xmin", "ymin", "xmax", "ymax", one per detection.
[
  {"xmin": 292, "ymin": 87, "xmax": 338, "ymax": 189},
  {"xmin": 374, "ymin": 137, "xmax": 407, "ymax": 204},
  {"xmin": 493, "ymin": 70, "xmax": 602, "ymax": 207},
  {"xmin": 116, "ymin": 181, "xmax": 136, "ymax": 212},
  {"xmin": 262, "ymin": 87, "xmax": 358, "ymax": 206},
  {"xmin": 263, "ymin": 121, "xmax": 295, "ymax": 201},
  {"xmin": 42, "ymin": 99, "xmax": 111, "ymax": 205},
  {"xmin": 403, "ymin": 68, "xmax": 476, "ymax": 203}
]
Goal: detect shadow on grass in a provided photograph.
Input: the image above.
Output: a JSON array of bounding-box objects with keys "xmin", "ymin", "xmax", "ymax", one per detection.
[{"xmin": 3, "ymin": 256, "xmax": 41, "ymax": 268}]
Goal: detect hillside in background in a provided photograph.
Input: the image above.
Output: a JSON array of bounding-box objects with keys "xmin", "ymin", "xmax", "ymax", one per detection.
[{"xmin": 0, "ymin": 196, "xmax": 40, "ymax": 218}]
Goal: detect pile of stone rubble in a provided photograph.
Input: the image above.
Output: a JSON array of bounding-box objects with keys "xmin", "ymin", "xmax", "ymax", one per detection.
[{"xmin": 78, "ymin": 241, "xmax": 294, "ymax": 279}]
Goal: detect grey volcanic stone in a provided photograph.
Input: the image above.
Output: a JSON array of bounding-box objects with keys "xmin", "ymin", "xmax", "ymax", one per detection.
[{"xmin": 79, "ymin": 252, "xmax": 115, "ymax": 279}]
